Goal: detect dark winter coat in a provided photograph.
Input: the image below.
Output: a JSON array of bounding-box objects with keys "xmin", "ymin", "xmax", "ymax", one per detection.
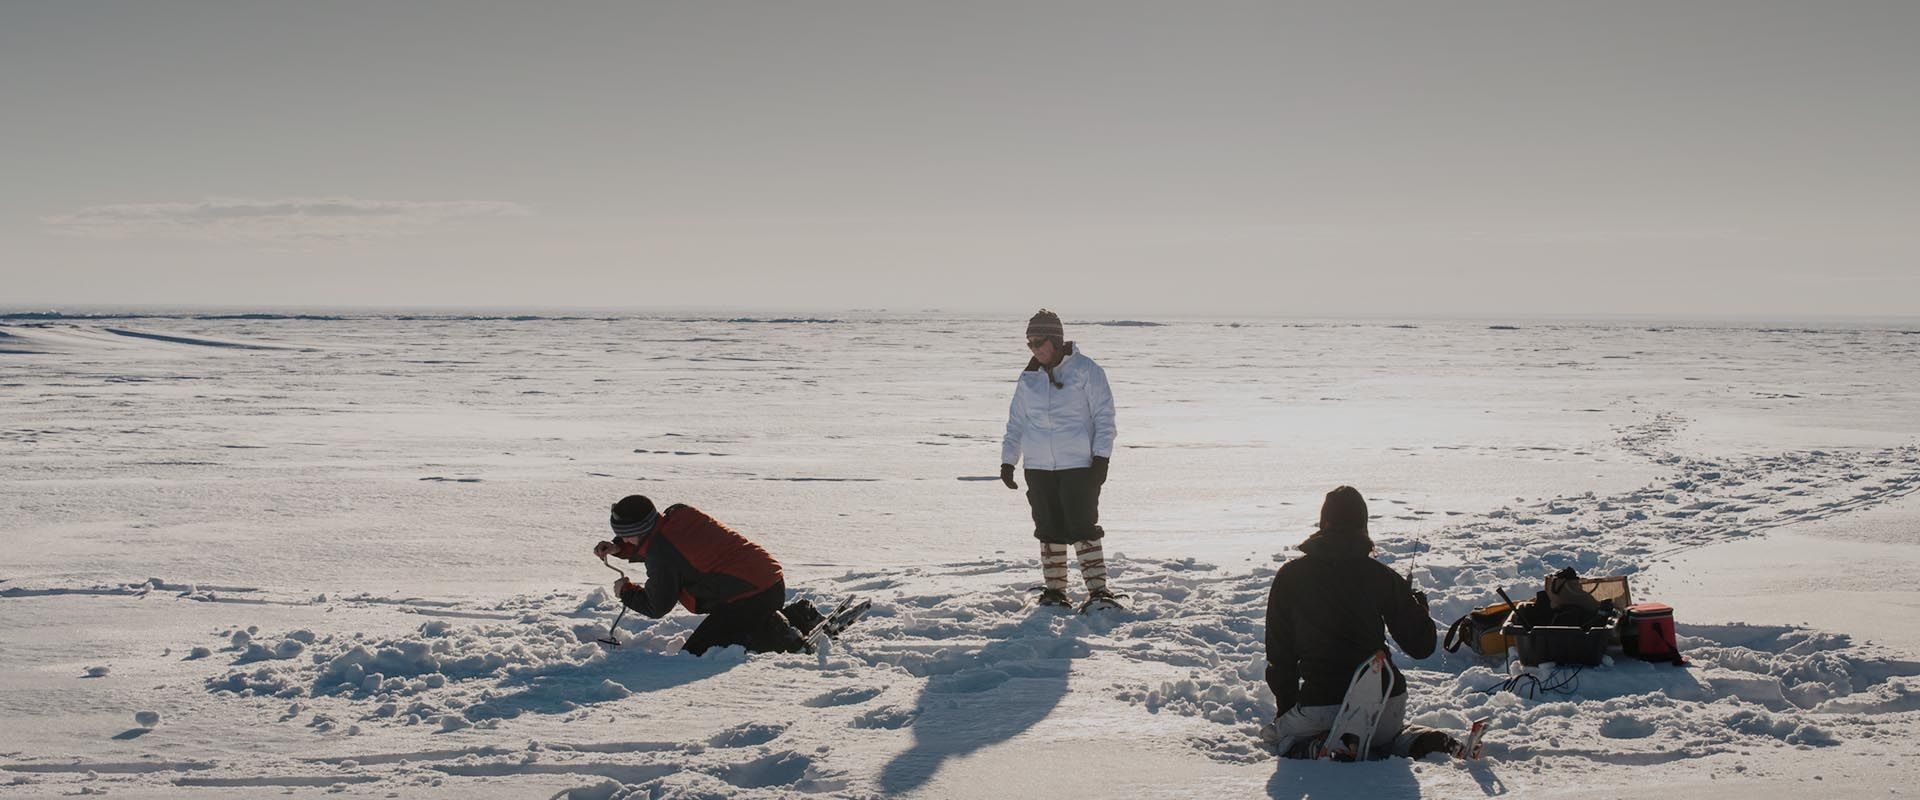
[
  {"xmin": 1264, "ymin": 529, "xmax": 1436, "ymax": 711},
  {"xmin": 611, "ymin": 504, "xmax": 784, "ymax": 618}
]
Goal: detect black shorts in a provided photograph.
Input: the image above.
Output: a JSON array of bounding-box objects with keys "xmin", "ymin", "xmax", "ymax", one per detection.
[{"xmin": 1023, "ymin": 466, "xmax": 1104, "ymax": 544}]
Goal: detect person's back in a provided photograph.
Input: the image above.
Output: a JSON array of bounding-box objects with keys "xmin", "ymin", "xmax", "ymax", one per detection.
[
  {"xmin": 1267, "ymin": 532, "xmax": 1433, "ymax": 708},
  {"xmin": 1264, "ymin": 486, "xmax": 1449, "ymax": 758},
  {"xmin": 651, "ymin": 504, "xmax": 783, "ymax": 612}
]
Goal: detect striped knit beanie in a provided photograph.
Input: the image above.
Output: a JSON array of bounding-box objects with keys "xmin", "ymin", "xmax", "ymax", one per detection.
[
  {"xmin": 610, "ymin": 495, "xmax": 660, "ymax": 537},
  {"xmin": 1026, "ymin": 309, "xmax": 1064, "ymax": 340}
]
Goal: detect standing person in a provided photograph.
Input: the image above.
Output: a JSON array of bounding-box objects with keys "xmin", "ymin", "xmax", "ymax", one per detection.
[
  {"xmin": 593, "ymin": 494, "xmax": 812, "ymax": 655},
  {"xmin": 999, "ymin": 309, "xmax": 1121, "ymax": 611},
  {"xmin": 1264, "ymin": 486, "xmax": 1459, "ymax": 759}
]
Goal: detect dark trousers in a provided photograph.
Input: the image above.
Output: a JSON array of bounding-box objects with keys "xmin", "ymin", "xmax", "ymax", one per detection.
[
  {"xmin": 682, "ymin": 580, "xmax": 808, "ymax": 656},
  {"xmin": 1024, "ymin": 467, "xmax": 1105, "ymax": 544}
]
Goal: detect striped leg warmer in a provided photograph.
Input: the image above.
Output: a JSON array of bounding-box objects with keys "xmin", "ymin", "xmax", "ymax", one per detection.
[
  {"xmin": 1040, "ymin": 542, "xmax": 1072, "ymax": 591},
  {"xmin": 1074, "ymin": 539, "xmax": 1108, "ymax": 594}
]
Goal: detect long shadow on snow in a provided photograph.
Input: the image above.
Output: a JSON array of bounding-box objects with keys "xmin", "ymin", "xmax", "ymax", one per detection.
[
  {"xmin": 877, "ymin": 611, "xmax": 1088, "ymax": 795},
  {"xmin": 461, "ymin": 648, "xmax": 740, "ymax": 722}
]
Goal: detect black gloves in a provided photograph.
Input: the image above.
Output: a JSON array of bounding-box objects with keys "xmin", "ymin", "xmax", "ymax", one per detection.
[
  {"xmin": 1003, "ymin": 459, "xmax": 1108, "ymax": 487},
  {"xmin": 614, "ymin": 577, "xmax": 667, "ymax": 618}
]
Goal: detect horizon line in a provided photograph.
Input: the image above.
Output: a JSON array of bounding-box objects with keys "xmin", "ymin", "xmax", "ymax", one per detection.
[{"xmin": 2, "ymin": 303, "xmax": 1917, "ymax": 329}]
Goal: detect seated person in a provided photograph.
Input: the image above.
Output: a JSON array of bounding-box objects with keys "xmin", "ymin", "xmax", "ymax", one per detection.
[{"xmin": 1265, "ymin": 485, "xmax": 1459, "ymax": 758}]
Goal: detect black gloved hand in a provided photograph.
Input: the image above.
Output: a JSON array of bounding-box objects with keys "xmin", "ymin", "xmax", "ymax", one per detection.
[
  {"xmin": 614, "ymin": 575, "xmax": 652, "ymax": 606},
  {"xmin": 1091, "ymin": 455, "xmax": 1110, "ymax": 486},
  {"xmin": 1000, "ymin": 463, "xmax": 1018, "ymax": 490}
]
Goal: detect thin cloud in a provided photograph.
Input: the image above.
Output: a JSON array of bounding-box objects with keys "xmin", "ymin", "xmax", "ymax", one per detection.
[
  {"xmin": 1456, "ymin": 227, "xmax": 1748, "ymax": 244},
  {"xmin": 42, "ymin": 197, "xmax": 531, "ymax": 244}
]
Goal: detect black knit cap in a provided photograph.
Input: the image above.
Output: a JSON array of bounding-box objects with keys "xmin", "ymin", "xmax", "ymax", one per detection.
[
  {"xmin": 1317, "ymin": 485, "xmax": 1369, "ymax": 536},
  {"xmin": 1026, "ymin": 309, "xmax": 1064, "ymax": 340},
  {"xmin": 610, "ymin": 494, "xmax": 659, "ymax": 537}
]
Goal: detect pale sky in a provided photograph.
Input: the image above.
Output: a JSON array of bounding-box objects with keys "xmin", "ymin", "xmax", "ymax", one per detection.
[{"xmin": 3, "ymin": 1, "xmax": 1916, "ymax": 317}]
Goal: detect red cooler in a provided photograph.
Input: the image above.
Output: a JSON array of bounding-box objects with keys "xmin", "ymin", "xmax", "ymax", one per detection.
[{"xmin": 1623, "ymin": 602, "xmax": 1679, "ymax": 662}]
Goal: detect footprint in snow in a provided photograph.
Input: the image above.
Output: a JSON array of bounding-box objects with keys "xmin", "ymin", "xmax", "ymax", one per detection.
[
  {"xmin": 803, "ymin": 686, "xmax": 883, "ymax": 708},
  {"xmin": 708, "ymin": 722, "xmax": 787, "ymax": 748}
]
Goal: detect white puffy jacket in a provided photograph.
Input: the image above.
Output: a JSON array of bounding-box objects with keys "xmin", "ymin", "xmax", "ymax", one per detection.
[{"xmin": 1002, "ymin": 344, "xmax": 1116, "ymax": 470}]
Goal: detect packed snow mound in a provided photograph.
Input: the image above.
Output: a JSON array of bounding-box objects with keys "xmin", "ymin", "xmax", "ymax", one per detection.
[{"xmin": 205, "ymin": 617, "xmax": 623, "ymax": 717}]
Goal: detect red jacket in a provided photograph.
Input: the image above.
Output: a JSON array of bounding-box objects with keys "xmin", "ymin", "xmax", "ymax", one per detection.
[{"xmin": 614, "ymin": 504, "xmax": 783, "ymax": 616}]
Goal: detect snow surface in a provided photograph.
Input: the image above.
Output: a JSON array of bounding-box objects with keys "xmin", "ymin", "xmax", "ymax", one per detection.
[{"xmin": 3, "ymin": 311, "xmax": 1920, "ymax": 798}]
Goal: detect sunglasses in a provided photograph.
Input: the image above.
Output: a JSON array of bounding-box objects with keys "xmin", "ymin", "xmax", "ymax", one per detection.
[{"xmin": 1026, "ymin": 337, "xmax": 1054, "ymax": 350}]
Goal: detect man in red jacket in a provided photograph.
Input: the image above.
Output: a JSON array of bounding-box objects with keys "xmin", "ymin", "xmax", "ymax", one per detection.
[{"xmin": 593, "ymin": 494, "xmax": 811, "ymax": 655}]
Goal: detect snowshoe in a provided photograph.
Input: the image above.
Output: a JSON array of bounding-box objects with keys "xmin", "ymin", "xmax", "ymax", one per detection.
[
  {"xmin": 817, "ymin": 595, "xmax": 871, "ymax": 639},
  {"xmin": 1316, "ymin": 650, "xmax": 1391, "ymax": 762},
  {"xmin": 784, "ymin": 596, "xmax": 866, "ymax": 640},
  {"xmin": 1078, "ymin": 589, "xmax": 1127, "ymax": 614},
  {"xmin": 785, "ymin": 595, "xmax": 868, "ymax": 655},
  {"xmin": 801, "ymin": 595, "xmax": 870, "ymax": 656},
  {"xmin": 1033, "ymin": 587, "xmax": 1073, "ymax": 608},
  {"xmin": 1452, "ymin": 717, "xmax": 1489, "ymax": 760}
]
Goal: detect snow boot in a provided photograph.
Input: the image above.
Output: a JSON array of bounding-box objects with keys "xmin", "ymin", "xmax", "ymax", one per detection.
[
  {"xmin": 1035, "ymin": 588, "xmax": 1073, "ymax": 608},
  {"xmin": 783, "ymin": 599, "xmax": 826, "ymax": 636},
  {"xmin": 1284, "ymin": 734, "xmax": 1324, "ymax": 760},
  {"xmin": 1079, "ymin": 588, "xmax": 1126, "ymax": 613},
  {"xmin": 1407, "ymin": 730, "xmax": 1457, "ymax": 759}
]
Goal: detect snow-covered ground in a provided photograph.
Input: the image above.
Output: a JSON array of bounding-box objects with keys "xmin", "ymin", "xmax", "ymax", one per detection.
[{"xmin": 3, "ymin": 311, "xmax": 1918, "ymax": 798}]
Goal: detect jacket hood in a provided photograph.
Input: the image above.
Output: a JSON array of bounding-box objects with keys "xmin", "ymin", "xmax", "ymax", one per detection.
[{"xmin": 1297, "ymin": 528, "xmax": 1375, "ymax": 559}]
